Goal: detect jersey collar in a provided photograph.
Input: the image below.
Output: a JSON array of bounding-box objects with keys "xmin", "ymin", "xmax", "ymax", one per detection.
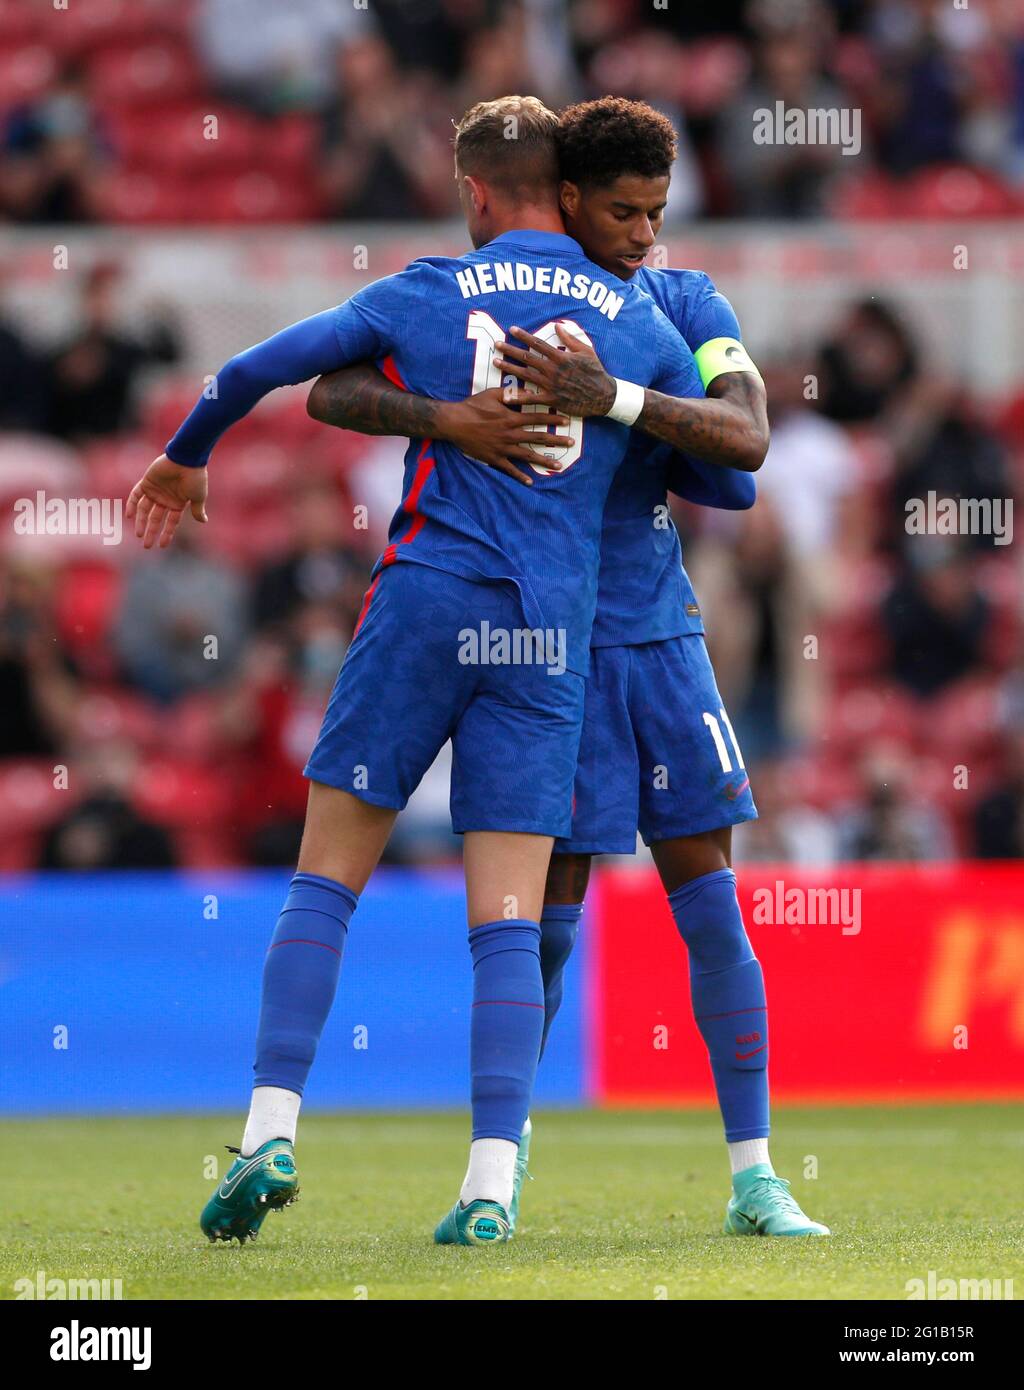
[{"xmin": 482, "ymin": 229, "xmax": 584, "ymax": 256}]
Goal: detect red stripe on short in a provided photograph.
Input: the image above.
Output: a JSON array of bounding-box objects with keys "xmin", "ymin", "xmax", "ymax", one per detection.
[{"xmin": 353, "ymin": 576, "xmax": 380, "ymax": 636}]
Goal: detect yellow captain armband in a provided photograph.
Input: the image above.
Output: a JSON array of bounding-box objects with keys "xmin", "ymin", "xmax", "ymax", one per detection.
[{"xmin": 693, "ymin": 337, "xmax": 762, "ymax": 389}]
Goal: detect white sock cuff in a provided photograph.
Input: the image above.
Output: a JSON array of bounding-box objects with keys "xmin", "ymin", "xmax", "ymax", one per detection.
[
  {"xmin": 727, "ymin": 1137, "xmax": 771, "ymax": 1175},
  {"xmin": 241, "ymin": 1085, "xmax": 301, "ymax": 1155}
]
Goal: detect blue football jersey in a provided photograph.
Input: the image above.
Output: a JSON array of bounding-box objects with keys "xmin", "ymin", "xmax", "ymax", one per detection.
[
  {"xmin": 164, "ymin": 231, "xmax": 704, "ymax": 677},
  {"xmin": 330, "ymin": 231, "xmax": 703, "ymax": 678},
  {"xmin": 589, "ymin": 267, "xmax": 747, "ymax": 648}
]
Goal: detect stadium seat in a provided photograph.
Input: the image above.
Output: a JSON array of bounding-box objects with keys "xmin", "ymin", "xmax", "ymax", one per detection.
[
  {"xmin": 196, "ymin": 170, "xmax": 321, "ymax": 224},
  {"xmin": 0, "ymin": 761, "xmax": 74, "ymax": 834},
  {"xmin": 829, "ymin": 172, "xmax": 903, "ymax": 220},
  {"xmin": 0, "ymin": 44, "xmax": 57, "ymax": 104},
  {"xmin": 38, "ymin": 0, "xmax": 153, "ymax": 54},
  {"xmin": 823, "ymin": 683, "xmax": 921, "ymax": 752},
  {"xmin": 927, "ymin": 677, "xmax": 1003, "ymax": 761},
  {"xmin": 824, "ymin": 615, "xmax": 887, "ymax": 688},
  {"xmin": 788, "ymin": 754, "xmax": 859, "ymax": 811},
  {"xmin": 96, "ymin": 169, "xmax": 190, "ymax": 224},
  {"xmin": 262, "ymin": 115, "xmax": 320, "ymax": 171},
  {"xmin": 144, "ymin": 383, "xmax": 213, "ymax": 444},
  {"xmin": 118, "ymin": 106, "xmax": 262, "ymax": 174},
  {"xmin": 0, "ymin": 0, "xmax": 41, "ymax": 48},
  {"xmin": 53, "ymin": 563, "xmax": 123, "ymax": 677},
  {"xmin": 996, "ymin": 389, "xmax": 1024, "ymax": 451},
  {"xmin": 132, "ymin": 758, "xmax": 234, "ymax": 829},
  {"xmin": 907, "ymin": 165, "xmax": 1018, "ymax": 219},
  {"xmin": 71, "ymin": 687, "xmax": 164, "ymax": 749},
  {"xmin": 171, "ymin": 692, "xmax": 230, "ymax": 759},
  {"xmin": 88, "ymin": 40, "xmax": 201, "ymax": 109}
]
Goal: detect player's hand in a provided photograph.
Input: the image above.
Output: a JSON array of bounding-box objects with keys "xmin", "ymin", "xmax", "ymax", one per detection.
[
  {"xmin": 438, "ymin": 386, "xmax": 575, "ymax": 487},
  {"xmin": 125, "ymin": 453, "xmax": 208, "ymax": 550},
  {"xmin": 494, "ymin": 324, "xmax": 616, "ymax": 418}
]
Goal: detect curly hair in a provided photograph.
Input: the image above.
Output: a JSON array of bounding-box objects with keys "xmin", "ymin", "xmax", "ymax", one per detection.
[{"xmin": 556, "ymin": 97, "xmax": 678, "ymax": 188}]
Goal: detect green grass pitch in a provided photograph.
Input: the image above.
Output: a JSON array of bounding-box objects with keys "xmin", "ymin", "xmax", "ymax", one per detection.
[{"xmin": 3, "ymin": 1104, "xmax": 1021, "ymax": 1301}]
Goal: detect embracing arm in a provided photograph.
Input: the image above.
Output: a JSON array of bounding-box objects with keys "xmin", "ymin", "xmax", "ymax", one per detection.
[
  {"xmin": 637, "ymin": 367, "xmax": 768, "ymax": 473},
  {"xmin": 663, "ymin": 375, "xmax": 764, "ymax": 507},
  {"xmin": 307, "ymin": 364, "xmax": 573, "ymax": 486},
  {"xmin": 496, "ymin": 325, "xmax": 769, "ymax": 473},
  {"xmin": 308, "ymin": 362, "xmax": 443, "ymax": 439}
]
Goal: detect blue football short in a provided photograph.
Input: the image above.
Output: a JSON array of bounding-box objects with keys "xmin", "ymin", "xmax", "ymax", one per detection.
[
  {"xmin": 304, "ymin": 562, "xmax": 585, "ymax": 838},
  {"xmin": 554, "ymin": 633, "xmax": 758, "ymax": 855}
]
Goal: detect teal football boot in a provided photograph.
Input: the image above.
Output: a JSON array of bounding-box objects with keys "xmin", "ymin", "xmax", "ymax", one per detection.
[
  {"xmin": 433, "ymin": 1199, "xmax": 510, "ymax": 1246},
  {"xmin": 508, "ymin": 1117, "xmax": 533, "ymax": 1238},
  {"xmin": 723, "ymin": 1163, "xmax": 830, "ymax": 1237},
  {"xmin": 200, "ymin": 1140, "xmax": 299, "ymax": 1244}
]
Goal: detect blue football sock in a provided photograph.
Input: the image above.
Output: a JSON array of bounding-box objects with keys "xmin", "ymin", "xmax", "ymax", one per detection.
[
  {"xmin": 469, "ymin": 919, "xmax": 545, "ymax": 1143},
  {"xmin": 538, "ymin": 902, "xmax": 583, "ymax": 1058},
  {"xmin": 667, "ymin": 868, "xmax": 769, "ymax": 1142},
  {"xmin": 253, "ymin": 871, "xmax": 357, "ymax": 1095}
]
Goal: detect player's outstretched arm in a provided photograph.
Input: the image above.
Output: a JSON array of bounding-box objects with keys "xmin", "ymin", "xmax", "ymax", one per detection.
[
  {"xmin": 495, "ymin": 326, "xmax": 769, "ymax": 473},
  {"xmin": 307, "ymin": 364, "xmax": 574, "ymax": 487}
]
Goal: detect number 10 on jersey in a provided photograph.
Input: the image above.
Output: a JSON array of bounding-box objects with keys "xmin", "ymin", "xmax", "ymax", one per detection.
[{"xmin": 466, "ymin": 310, "xmax": 589, "ymax": 475}]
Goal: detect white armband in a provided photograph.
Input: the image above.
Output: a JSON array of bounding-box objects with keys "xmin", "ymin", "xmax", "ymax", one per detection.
[{"xmin": 605, "ymin": 378, "xmax": 646, "ymax": 426}]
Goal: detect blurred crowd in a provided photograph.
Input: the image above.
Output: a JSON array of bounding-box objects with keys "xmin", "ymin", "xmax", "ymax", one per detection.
[
  {"xmin": 0, "ymin": 255, "xmax": 1021, "ymax": 870},
  {"xmin": 2, "ymin": 0, "xmax": 1024, "ymax": 225}
]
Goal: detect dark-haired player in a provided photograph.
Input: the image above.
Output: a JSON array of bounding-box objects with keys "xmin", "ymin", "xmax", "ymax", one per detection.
[
  {"xmin": 310, "ymin": 97, "xmax": 828, "ymax": 1238},
  {"xmin": 126, "ymin": 95, "xmax": 742, "ymax": 1248}
]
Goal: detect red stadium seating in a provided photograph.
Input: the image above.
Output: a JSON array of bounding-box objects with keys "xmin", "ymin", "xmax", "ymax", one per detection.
[
  {"xmin": 830, "ymin": 166, "xmax": 1019, "ymax": 220},
  {"xmin": 89, "ymin": 40, "xmax": 201, "ymax": 110},
  {"xmin": 824, "ymin": 683, "xmax": 922, "ymax": 752},
  {"xmin": 262, "ymin": 115, "xmax": 320, "ymax": 171},
  {"xmin": 53, "ymin": 562, "xmax": 123, "ymax": 679},
  {"xmin": 132, "ymin": 757, "xmax": 233, "ymax": 829},
  {"xmin": 926, "ymin": 677, "xmax": 1004, "ymax": 763},
  {"xmin": 95, "ymin": 169, "xmax": 191, "ymax": 224},
  {"xmin": 0, "ymin": 0, "xmax": 41, "ymax": 48},
  {"xmin": 71, "ymin": 686, "xmax": 164, "ymax": 750},
  {"xmin": 115, "ymin": 106, "xmax": 262, "ymax": 174},
  {"xmin": 0, "ymin": 760, "xmax": 74, "ymax": 871},
  {"xmin": 907, "ymin": 165, "xmax": 1019, "ymax": 219},
  {"xmin": 829, "ymin": 172, "xmax": 904, "ymax": 220},
  {"xmin": 195, "ymin": 170, "xmax": 322, "ymax": 224},
  {"xmin": 0, "ymin": 44, "xmax": 57, "ymax": 104}
]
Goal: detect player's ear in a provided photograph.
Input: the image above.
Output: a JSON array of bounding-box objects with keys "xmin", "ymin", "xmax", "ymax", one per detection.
[
  {"xmin": 558, "ymin": 180, "xmax": 579, "ymax": 221},
  {"xmin": 462, "ymin": 174, "xmax": 487, "ymax": 217}
]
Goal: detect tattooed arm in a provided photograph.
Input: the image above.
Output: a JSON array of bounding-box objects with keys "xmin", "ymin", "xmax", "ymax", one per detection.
[
  {"xmin": 495, "ymin": 325, "xmax": 769, "ymax": 472},
  {"xmin": 640, "ymin": 369, "xmax": 769, "ymax": 471},
  {"xmin": 307, "ymin": 363, "xmax": 573, "ymax": 487},
  {"xmin": 308, "ymin": 363, "xmax": 442, "ymax": 438}
]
